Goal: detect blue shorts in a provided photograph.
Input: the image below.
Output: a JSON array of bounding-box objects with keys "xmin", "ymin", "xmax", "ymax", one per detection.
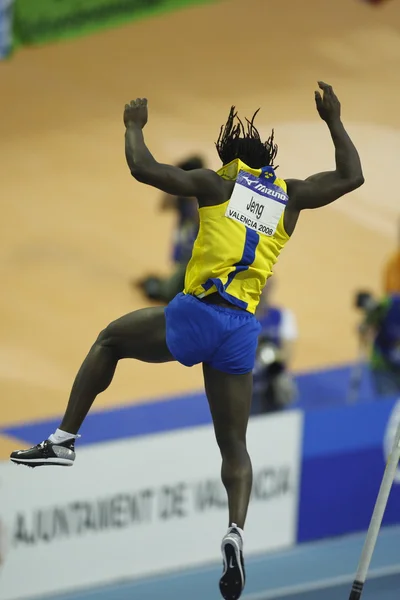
[{"xmin": 165, "ymin": 293, "xmax": 261, "ymax": 375}]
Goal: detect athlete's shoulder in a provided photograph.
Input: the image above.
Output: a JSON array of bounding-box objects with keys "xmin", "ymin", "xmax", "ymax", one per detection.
[
  {"xmin": 274, "ymin": 177, "xmax": 288, "ymax": 193},
  {"xmin": 196, "ymin": 170, "xmax": 234, "ymax": 207},
  {"xmin": 283, "ymin": 178, "xmax": 300, "ymax": 194}
]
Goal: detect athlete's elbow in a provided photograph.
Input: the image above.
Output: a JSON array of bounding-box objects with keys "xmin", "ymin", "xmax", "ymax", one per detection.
[
  {"xmin": 130, "ymin": 164, "xmax": 151, "ymax": 184},
  {"xmin": 130, "ymin": 166, "xmax": 145, "ymax": 182},
  {"xmin": 344, "ymin": 173, "xmax": 364, "ymax": 193},
  {"xmin": 125, "ymin": 154, "xmax": 145, "ymax": 182},
  {"xmin": 350, "ymin": 174, "xmax": 365, "ymax": 190}
]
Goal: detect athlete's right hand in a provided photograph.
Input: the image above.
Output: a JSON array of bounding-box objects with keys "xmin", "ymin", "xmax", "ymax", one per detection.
[
  {"xmin": 314, "ymin": 82, "xmax": 341, "ymax": 123},
  {"xmin": 124, "ymin": 98, "xmax": 148, "ymax": 129}
]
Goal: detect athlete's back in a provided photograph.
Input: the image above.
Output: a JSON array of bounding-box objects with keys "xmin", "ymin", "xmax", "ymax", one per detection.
[{"xmin": 185, "ymin": 159, "xmax": 290, "ymax": 313}]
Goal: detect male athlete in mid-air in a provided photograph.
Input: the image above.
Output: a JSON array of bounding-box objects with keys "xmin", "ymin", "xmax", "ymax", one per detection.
[{"xmin": 11, "ymin": 82, "xmax": 364, "ymax": 600}]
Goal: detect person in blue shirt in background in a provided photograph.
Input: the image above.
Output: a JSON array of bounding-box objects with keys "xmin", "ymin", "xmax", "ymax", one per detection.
[
  {"xmin": 137, "ymin": 155, "xmax": 204, "ymax": 303},
  {"xmin": 0, "ymin": 0, "xmax": 14, "ymax": 60},
  {"xmin": 252, "ymin": 279, "xmax": 298, "ymax": 414},
  {"xmin": 358, "ymin": 292, "xmax": 400, "ymax": 396}
]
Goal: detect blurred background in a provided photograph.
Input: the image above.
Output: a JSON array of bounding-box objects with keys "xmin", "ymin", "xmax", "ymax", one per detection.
[{"xmin": 1, "ymin": 0, "xmax": 400, "ymax": 599}]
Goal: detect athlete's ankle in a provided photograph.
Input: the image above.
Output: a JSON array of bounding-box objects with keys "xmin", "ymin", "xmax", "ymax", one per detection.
[
  {"xmin": 48, "ymin": 428, "xmax": 79, "ymax": 443},
  {"xmin": 228, "ymin": 523, "xmax": 244, "ymax": 542}
]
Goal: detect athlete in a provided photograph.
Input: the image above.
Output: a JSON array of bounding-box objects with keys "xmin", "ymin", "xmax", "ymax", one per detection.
[{"xmin": 10, "ymin": 82, "xmax": 364, "ymax": 600}]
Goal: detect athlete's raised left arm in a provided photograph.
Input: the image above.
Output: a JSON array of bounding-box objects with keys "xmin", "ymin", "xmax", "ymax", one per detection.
[
  {"xmin": 285, "ymin": 82, "xmax": 364, "ymax": 211},
  {"xmin": 123, "ymin": 98, "xmax": 223, "ymax": 202}
]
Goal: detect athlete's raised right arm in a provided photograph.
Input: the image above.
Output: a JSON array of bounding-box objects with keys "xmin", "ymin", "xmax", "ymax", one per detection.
[
  {"xmin": 286, "ymin": 82, "xmax": 364, "ymax": 211},
  {"xmin": 123, "ymin": 98, "xmax": 223, "ymax": 202}
]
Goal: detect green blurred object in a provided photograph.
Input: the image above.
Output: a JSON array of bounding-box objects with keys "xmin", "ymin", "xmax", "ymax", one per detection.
[{"xmin": 13, "ymin": 0, "xmax": 215, "ymax": 46}]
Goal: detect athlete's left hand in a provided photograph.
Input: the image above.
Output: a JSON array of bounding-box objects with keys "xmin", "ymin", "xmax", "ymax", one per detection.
[
  {"xmin": 315, "ymin": 82, "xmax": 341, "ymax": 124},
  {"xmin": 124, "ymin": 98, "xmax": 148, "ymax": 129}
]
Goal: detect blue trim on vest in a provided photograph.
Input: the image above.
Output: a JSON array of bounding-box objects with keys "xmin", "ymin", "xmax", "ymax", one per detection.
[
  {"xmin": 202, "ymin": 227, "xmax": 259, "ymax": 310},
  {"xmin": 202, "ymin": 278, "xmax": 249, "ymax": 310},
  {"xmin": 202, "ymin": 279, "xmax": 214, "ymax": 292},
  {"xmin": 225, "ymin": 227, "xmax": 259, "ymax": 289}
]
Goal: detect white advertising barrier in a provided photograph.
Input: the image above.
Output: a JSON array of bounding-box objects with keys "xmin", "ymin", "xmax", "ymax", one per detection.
[{"xmin": 0, "ymin": 410, "xmax": 303, "ymax": 600}]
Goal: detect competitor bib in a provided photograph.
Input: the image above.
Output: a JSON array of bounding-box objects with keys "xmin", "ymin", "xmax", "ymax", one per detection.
[{"xmin": 225, "ymin": 171, "xmax": 288, "ymax": 236}]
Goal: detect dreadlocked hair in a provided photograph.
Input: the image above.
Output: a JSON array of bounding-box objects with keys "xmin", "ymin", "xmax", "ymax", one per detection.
[{"xmin": 215, "ymin": 106, "xmax": 278, "ymax": 170}]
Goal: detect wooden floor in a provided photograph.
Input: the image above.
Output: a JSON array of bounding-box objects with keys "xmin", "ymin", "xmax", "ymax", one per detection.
[{"xmin": 1, "ymin": 0, "xmax": 400, "ymax": 454}]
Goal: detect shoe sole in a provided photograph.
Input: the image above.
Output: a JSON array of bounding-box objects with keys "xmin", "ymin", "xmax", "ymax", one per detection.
[
  {"xmin": 10, "ymin": 457, "xmax": 74, "ymax": 468},
  {"xmin": 219, "ymin": 537, "xmax": 245, "ymax": 600}
]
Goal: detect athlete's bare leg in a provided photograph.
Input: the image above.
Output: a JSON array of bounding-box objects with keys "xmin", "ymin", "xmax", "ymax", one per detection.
[
  {"xmin": 203, "ymin": 363, "xmax": 252, "ymax": 600},
  {"xmin": 10, "ymin": 307, "xmax": 174, "ymax": 466},
  {"xmin": 203, "ymin": 364, "xmax": 253, "ymax": 529},
  {"xmin": 60, "ymin": 307, "xmax": 174, "ymax": 434}
]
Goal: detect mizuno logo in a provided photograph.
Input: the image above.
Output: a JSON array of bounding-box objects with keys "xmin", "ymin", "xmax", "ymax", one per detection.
[
  {"xmin": 241, "ymin": 175, "xmax": 255, "ymax": 186},
  {"xmin": 240, "ymin": 175, "xmax": 287, "ymax": 201},
  {"xmin": 255, "ymin": 183, "xmax": 287, "ymax": 201}
]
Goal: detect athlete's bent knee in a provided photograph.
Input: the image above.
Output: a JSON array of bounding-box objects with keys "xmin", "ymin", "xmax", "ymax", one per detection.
[{"xmin": 95, "ymin": 323, "xmax": 121, "ymax": 355}]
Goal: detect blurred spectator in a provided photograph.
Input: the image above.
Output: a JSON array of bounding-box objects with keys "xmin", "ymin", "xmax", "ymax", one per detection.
[
  {"xmin": 0, "ymin": 0, "xmax": 14, "ymax": 59},
  {"xmin": 252, "ymin": 279, "xmax": 298, "ymax": 414},
  {"xmin": 383, "ymin": 220, "xmax": 400, "ymax": 294},
  {"xmin": 358, "ymin": 292, "xmax": 400, "ymax": 396},
  {"xmin": 137, "ymin": 156, "xmax": 204, "ymax": 303}
]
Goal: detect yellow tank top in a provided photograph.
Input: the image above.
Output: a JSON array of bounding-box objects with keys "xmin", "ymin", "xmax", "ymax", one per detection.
[{"xmin": 184, "ymin": 159, "xmax": 290, "ymax": 314}]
